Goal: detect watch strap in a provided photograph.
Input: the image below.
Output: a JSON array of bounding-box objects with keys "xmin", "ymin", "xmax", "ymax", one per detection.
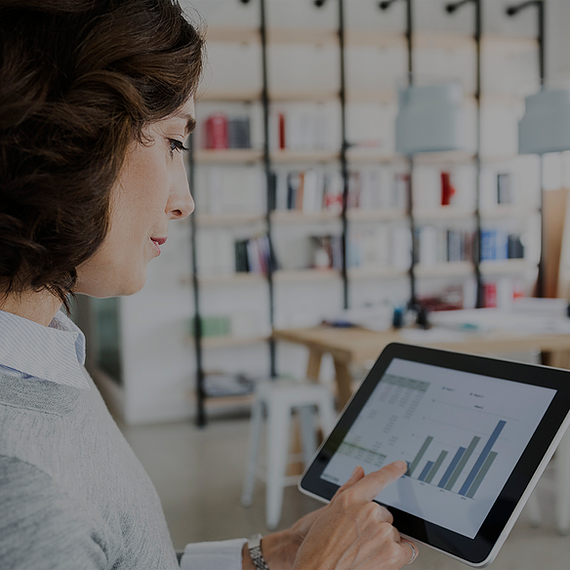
[{"xmin": 247, "ymin": 533, "xmax": 270, "ymax": 570}]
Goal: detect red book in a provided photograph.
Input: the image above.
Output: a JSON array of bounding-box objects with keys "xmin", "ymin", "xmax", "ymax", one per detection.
[
  {"xmin": 441, "ymin": 172, "xmax": 456, "ymax": 206},
  {"xmin": 204, "ymin": 113, "xmax": 228, "ymax": 149},
  {"xmin": 484, "ymin": 283, "xmax": 497, "ymax": 308}
]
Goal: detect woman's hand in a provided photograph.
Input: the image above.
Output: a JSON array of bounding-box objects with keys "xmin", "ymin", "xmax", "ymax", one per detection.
[
  {"xmin": 292, "ymin": 461, "xmax": 417, "ymax": 570},
  {"xmin": 245, "ymin": 461, "xmax": 417, "ymax": 570}
]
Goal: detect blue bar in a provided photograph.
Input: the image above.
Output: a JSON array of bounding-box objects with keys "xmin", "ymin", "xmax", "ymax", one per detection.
[
  {"xmin": 459, "ymin": 420, "xmax": 506, "ymax": 496},
  {"xmin": 418, "ymin": 461, "xmax": 434, "ymax": 482},
  {"xmin": 438, "ymin": 447, "xmax": 466, "ymax": 488}
]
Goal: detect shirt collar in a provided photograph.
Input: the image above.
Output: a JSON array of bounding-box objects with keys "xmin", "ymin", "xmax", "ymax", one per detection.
[{"xmin": 0, "ymin": 309, "xmax": 89, "ymax": 390}]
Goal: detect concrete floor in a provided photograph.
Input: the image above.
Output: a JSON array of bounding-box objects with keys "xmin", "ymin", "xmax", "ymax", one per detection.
[{"xmin": 122, "ymin": 415, "xmax": 570, "ymax": 570}]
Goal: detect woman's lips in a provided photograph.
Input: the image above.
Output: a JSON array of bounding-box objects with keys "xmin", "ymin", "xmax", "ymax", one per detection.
[{"xmin": 150, "ymin": 237, "xmax": 167, "ymax": 255}]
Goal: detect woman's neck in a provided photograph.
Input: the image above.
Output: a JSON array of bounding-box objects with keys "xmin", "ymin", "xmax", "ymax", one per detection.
[{"xmin": 0, "ymin": 290, "xmax": 63, "ymax": 327}]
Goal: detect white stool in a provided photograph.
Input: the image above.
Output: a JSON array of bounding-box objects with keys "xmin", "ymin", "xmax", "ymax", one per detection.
[{"xmin": 241, "ymin": 379, "xmax": 336, "ymax": 529}]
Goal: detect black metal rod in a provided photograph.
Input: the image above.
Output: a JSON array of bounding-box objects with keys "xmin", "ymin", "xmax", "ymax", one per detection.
[
  {"xmin": 338, "ymin": 0, "xmax": 350, "ymax": 310},
  {"xmin": 379, "ymin": 0, "xmax": 416, "ymax": 307},
  {"xmin": 506, "ymin": 0, "xmax": 545, "ymax": 298},
  {"xmin": 445, "ymin": 0, "xmax": 484, "ymax": 308},
  {"xmin": 259, "ymin": 0, "xmax": 277, "ymax": 377},
  {"xmin": 189, "ymin": 134, "xmax": 206, "ymax": 428}
]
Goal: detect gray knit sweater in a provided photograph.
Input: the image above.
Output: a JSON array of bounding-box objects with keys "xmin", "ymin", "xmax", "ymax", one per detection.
[{"xmin": 0, "ymin": 372, "xmax": 179, "ymax": 570}]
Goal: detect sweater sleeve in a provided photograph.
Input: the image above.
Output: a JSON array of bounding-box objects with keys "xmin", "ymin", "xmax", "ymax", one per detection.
[
  {"xmin": 0, "ymin": 455, "xmax": 108, "ymax": 570},
  {"xmin": 180, "ymin": 539, "xmax": 247, "ymax": 570}
]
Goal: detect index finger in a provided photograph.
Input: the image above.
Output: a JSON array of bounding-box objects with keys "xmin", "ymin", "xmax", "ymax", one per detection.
[{"xmin": 349, "ymin": 460, "xmax": 407, "ymax": 503}]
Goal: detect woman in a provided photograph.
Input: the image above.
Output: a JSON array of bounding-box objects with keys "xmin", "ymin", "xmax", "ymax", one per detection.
[{"xmin": 0, "ymin": 1, "xmax": 418, "ymax": 569}]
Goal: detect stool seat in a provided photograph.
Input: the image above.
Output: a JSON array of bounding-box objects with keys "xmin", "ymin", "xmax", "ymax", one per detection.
[{"xmin": 241, "ymin": 379, "xmax": 336, "ymax": 529}]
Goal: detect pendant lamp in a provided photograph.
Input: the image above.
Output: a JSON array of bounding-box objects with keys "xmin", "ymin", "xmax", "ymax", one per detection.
[
  {"xmin": 395, "ymin": 81, "xmax": 466, "ymax": 155},
  {"xmin": 519, "ymin": 88, "xmax": 570, "ymax": 155}
]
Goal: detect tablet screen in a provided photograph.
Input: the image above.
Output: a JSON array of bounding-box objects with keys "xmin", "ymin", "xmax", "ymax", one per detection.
[{"xmin": 320, "ymin": 358, "xmax": 556, "ymax": 539}]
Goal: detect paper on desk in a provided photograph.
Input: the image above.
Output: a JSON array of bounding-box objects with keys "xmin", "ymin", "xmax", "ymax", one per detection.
[
  {"xmin": 429, "ymin": 305, "xmax": 570, "ymax": 336},
  {"xmin": 400, "ymin": 328, "xmax": 470, "ymax": 343}
]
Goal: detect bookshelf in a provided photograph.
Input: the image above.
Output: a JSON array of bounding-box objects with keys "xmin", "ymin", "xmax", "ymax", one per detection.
[{"xmin": 188, "ymin": 2, "xmax": 541, "ymax": 425}]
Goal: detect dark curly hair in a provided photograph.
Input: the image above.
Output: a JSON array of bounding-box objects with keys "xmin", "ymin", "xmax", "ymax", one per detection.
[{"xmin": 0, "ymin": 0, "xmax": 204, "ymax": 306}]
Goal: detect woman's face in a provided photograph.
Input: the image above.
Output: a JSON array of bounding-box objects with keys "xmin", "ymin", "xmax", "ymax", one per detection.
[{"xmin": 75, "ymin": 99, "xmax": 196, "ymax": 298}]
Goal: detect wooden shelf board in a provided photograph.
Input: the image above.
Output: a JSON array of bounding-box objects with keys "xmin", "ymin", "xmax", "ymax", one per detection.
[
  {"xmin": 347, "ymin": 148, "xmax": 398, "ymax": 163},
  {"xmin": 195, "ymin": 213, "xmax": 265, "ymax": 226},
  {"xmin": 205, "ymin": 27, "xmax": 259, "ymax": 43},
  {"xmin": 347, "ymin": 208, "xmax": 405, "ymax": 222},
  {"xmin": 480, "ymin": 259, "xmax": 533, "ymax": 275},
  {"xmin": 415, "ymin": 261, "xmax": 473, "ymax": 278},
  {"xmin": 197, "ymin": 273, "xmax": 267, "ymax": 286},
  {"xmin": 414, "ymin": 151, "xmax": 476, "ymax": 164},
  {"xmin": 480, "ymin": 206, "xmax": 538, "ymax": 220},
  {"xmin": 274, "ymin": 268, "xmax": 340, "ymax": 282},
  {"xmin": 271, "ymin": 150, "xmax": 339, "ymax": 163},
  {"xmin": 204, "ymin": 27, "xmax": 537, "ymax": 53},
  {"xmin": 197, "ymin": 89, "xmax": 261, "ymax": 102},
  {"xmin": 195, "ymin": 335, "xmax": 270, "ymax": 350},
  {"xmin": 414, "ymin": 208, "xmax": 475, "ymax": 222},
  {"xmin": 349, "ymin": 267, "xmax": 407, "ymax": 280},
  {"xmin": 195, "ymin": 149, "xmax": 263, "ymax": 164},
  {"xmin": 271, "ymin": 210, "xmax": 340, "ymax": 224}
]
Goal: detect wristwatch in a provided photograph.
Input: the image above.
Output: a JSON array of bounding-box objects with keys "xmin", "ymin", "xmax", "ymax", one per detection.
[{"xmin": 247, "ymin": 533, "xmax": 270, "ymax": 570}]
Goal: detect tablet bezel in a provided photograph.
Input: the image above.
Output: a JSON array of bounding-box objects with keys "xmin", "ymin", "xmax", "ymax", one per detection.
[{"xmin": 299, "ymin": 343, "xmax": 570, "ymax": 567}]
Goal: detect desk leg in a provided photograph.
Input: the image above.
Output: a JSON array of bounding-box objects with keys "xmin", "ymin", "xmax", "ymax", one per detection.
[
  {"xmin": 307, "ymin": 349, "xmax": 323, "ymax": 382},
  {"xmin": 334, "ymin": 359, "xmax": 353, "ymax": 410}
]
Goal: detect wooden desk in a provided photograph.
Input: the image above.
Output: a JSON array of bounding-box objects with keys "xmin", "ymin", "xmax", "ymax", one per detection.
[{"xmin": 273, "ymin": 326, "xmax": 570, "ymax": 409}]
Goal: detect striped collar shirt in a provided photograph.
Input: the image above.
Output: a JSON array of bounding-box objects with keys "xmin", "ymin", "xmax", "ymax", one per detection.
[{"xmin": 0, "ymin": 309, "xmax": 89, "ymax": 390}]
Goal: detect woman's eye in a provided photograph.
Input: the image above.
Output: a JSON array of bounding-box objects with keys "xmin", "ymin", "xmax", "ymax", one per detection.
[{"xmin": 169, "ymin": 139, "xmax": 189, "ymax": 155}]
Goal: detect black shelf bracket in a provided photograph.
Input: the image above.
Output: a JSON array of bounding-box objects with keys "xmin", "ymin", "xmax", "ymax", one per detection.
[
  {"xmin": 507, "ymin": 0, "xmax": 545, "ymax": 298},
  {"xmin": 314, "ymin": 0, "xmax": 350, "ymax": 310},
  {"xmin": 445, "ymin": 0, "xmax": 484, "ymax": 308},
  {"xmin": 379, "ymin": 0, "xmax": 418, "ymax": 308}
]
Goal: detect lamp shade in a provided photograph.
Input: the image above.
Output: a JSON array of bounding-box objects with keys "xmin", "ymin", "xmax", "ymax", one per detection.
[
  {"xmin": 395, "ymin": 82, "xmax": 465, "ymax": 155},
  {"xmin": 519, "ymin": 89, "xmax": 570, "ymax": 154}
]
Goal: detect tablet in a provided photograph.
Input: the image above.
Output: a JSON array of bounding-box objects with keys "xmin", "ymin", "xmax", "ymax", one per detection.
[{"xmin": 299, "ymin": 343, "xmax": 570, "ymax": 567}]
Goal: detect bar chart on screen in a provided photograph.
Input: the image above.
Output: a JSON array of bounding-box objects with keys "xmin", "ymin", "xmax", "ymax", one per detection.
[
  {"xmin": 405, "ymin": 419, "xmax": 506, "ymax": 500},
  {"xmin": 321, "ymin": 358, "xmax": 556, "ymax": 538}
]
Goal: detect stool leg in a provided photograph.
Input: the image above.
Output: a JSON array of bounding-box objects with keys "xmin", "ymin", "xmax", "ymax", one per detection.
[
  {"xmin": 266, "ymin": 400, "xmax": 290, "ymax": 530},
  {"xmin": 241, "ymin": 400, "xmax": 263, "ymax": 507},
  {"xmin": 524, "ymin": 490, "xmax": 542, "ymax": 528},
  {"xmin": 317, "ymin": 393, "xmax": 336, "ymax": 437},
  {"xmin": 556, "ymin": 430, "xmax": 570, "ymax": 535},
  {"xmin": 298, "ymin": 405, "xmax": 318, "ymax": 466}
]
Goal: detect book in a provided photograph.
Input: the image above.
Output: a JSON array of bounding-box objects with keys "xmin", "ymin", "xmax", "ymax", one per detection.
[
  {"xmin": 227, "ymin": 117, "xmax": 251, "ymax": 149},
  {"xmin": 203, "ymin": 113, "xmax": 228, "ymax": 149}
]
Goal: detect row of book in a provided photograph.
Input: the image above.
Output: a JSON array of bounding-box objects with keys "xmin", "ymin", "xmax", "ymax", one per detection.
[
  {"xmin": 414, "ymin": 226, "xmax": 525, "ymax": 266},
  {"xmin": 271, "ymin": 167, "xmax": 407, "ymax": 214},
  {"xmin": 202, "ymin": 113, "xmax": 251, "ymax": 149},
  {"xmin": 269, "ymin": 104, "xmax": 341, "ymax": 151},
  {"xmin": 235, "ymin": 235, "xmax": 280, "ymax": 274},
  {"xmin": 480, "ymin": 229, "xmax": 525, "ymax": 261}
]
